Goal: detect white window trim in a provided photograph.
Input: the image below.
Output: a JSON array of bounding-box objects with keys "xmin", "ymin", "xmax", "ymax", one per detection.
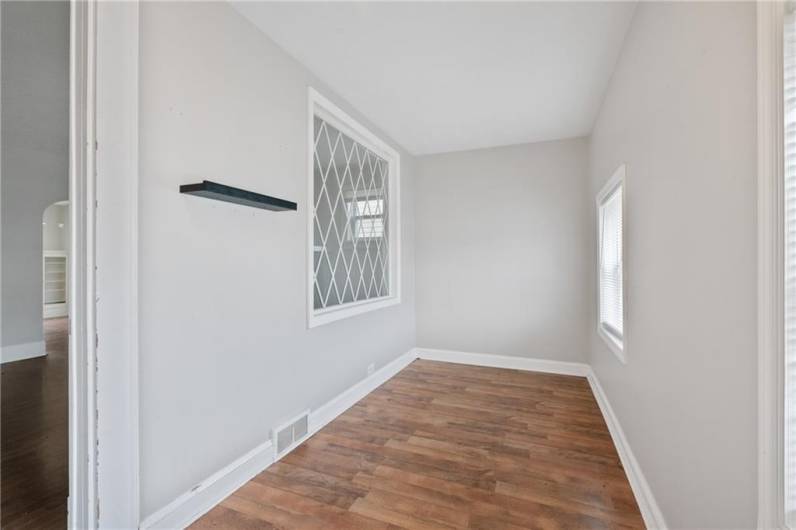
[
  {"xmin": 596, "ymin": 164, "xmax": 627, "ymax": 364},
  {"xmin": 306, "ymin": 88, "xmax": 401, "ymax": 328}
]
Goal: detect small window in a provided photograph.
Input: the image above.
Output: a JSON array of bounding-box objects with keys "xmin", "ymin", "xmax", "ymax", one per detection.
[
  {"xmin": 308, "ymin": 88, "xmax": 401, "ymax": 328},
  {"xmin": 349, "ymin": 198, "xmax": 385, "ymax": 240},
  {"xmin": 597, "ymin": 165, "xmax": 625, "ymax": 362}
]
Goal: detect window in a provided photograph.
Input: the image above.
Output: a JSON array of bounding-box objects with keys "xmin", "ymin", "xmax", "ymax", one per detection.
[
  {"xmin": 350, "ymin": 198, "xmax": 385, "ymax": 240},
  {"xmin": 597, "ymin": 165, "xmax": 625, "ymax": 362},
  {"xmin": 308, "ymin": 88, "xmax": 400, "ymax": 328}
]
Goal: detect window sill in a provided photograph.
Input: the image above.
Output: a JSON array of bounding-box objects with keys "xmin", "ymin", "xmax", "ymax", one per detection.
[
  {"xmin": 598, "ymin": 324, "xmax": 626, "ymax": 364},
  {"xmin": 308, "ymin": 295, "xmax": 401, "ymax": 328}
]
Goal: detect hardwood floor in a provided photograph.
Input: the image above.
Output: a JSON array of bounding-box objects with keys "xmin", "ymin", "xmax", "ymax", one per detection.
[
  {"xmin": 192, "ymin": 359, "xmax": 644, "ymax": 529},
  {"xmin": 1, "ymin": 318, "xmax": 68, "ymax": 530}
]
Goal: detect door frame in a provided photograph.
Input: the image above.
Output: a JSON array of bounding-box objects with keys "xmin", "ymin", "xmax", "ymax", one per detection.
[
  {"xmin": 69, "ymin": 1, "xmax": 142, "ymax": 528},
  {"xmin": 758, "ymin": 1, "xmax": 787, "ymax": 528},
  {"xmin": 68, "ymin": 0, "xmax": 97, "ymax": 527},
  {"xmin": 94, "ymin": 1, "xmax": 141, "ymax": 527}
]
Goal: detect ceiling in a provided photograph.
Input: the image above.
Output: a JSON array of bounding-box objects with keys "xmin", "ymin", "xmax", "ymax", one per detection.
[{"xmin": 233, "ymin": 2, "xmax": 637, "ymax": 156}]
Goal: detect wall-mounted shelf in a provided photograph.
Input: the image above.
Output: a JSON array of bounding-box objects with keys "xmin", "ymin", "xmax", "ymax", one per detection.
[{"xmin": 180, "ymin": 180, "xmax": 297, "ymax": 212}]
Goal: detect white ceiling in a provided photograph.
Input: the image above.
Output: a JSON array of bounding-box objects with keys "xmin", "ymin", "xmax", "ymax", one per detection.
[{"xmin": 233, "ymin": 2, "xmax": 636, "ymax": 156}]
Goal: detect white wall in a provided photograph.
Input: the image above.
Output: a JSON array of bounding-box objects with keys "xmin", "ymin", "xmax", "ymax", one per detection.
[
  {"xmin": 587, "ymin": 2, "xmax": 757, "ymax": 527},
  {"xmin": 415, "ymin": 139, "xmax": 590, "ymax": 362},
  {"xmin": 138, "ymin": 2, "xmax": 415, "ymax": 519},
  {"xmin": 1, "ymin": 1, "xmax": 69, "ymax": 349}
]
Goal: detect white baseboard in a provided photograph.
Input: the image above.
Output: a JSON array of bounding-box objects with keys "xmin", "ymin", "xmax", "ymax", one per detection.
[
  {"xmin": 1, "ymin": 341, "xmax": 46, "ymax": 364},
  {"xmin": 417, "ymin": 347, "xmax": 665, "ymax": 528},
  {"xmin": 139, "ymin": 347, "xmax": 665, "ymax": 530},
  {"xmin": 139, "ymin": 438, "xmax": 275, "ymax": 529},
  {"xmin": 43, "ymin": 303, "xmax": 68, "ymax": 319},
  {"xmin": 587, "ymin": 368, "xmax": 667, "ymax": 529},
  {"xmin": 310, "ymin": 349, "xmax": 418, "ymax": 433},
  {"xmin": 415, "ymin": 347, "xmax": 590, "ymax": 377},
  {"xmin": 139, "ymin": 348, "xmax": 418, "ymax": 529}
]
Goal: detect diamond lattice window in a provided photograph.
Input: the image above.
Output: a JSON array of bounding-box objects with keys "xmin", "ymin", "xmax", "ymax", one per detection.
[{"xmin": 312, "ymin": 116, "xmax": 391, "ymax": 313}]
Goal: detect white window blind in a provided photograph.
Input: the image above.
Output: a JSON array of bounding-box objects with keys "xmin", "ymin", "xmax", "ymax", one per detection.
[
  {"xmin": 784, "ymin": 8, "xmax": 796, "ymax": 526},
  {"xmin": 597, "ymin": 168, "xmax": 624, "ymax": 359}
]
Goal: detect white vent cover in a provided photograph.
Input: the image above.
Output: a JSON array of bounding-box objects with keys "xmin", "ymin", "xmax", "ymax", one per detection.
[{"xmin": 273, "ymin": 411, "xmax": 310, "ymax": 458}]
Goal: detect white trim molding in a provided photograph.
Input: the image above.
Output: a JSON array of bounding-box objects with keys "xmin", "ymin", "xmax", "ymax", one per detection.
[
  {"xmin": 1, "ymin": 341, "xmax": 46, "ymax": 364},
  {"xmin": 416, "ymin": 348, "xmax": 665, "ymax": 527},
  {"xmin": 595, "ymin": 164, "xmax": 626, "ymax": 365},
  {"xmin": 586, "ymin": 368, "xmax": 667, "ymax": 529},
  {"xmin": 69, "ymin": 0, "xmax": 98, "ymax": 527},
  {"xmin": 415, "ymin": 347, "xmax": 590, "ymax": 377},
  {"xmin": 138, "ymin": 347, "xmax": 668, "ymax": 530},
  {"xmin": 758, "ymin": 1, "xmax": 787, "ymax": 528},
  {"xmin": 44, "ymin": 303, "xmax": 68, "ymax": 319},
  {"xmin": 139, "ymin": 439, "xmax": 276, "ymax": 530},
  {"xmin": 306, "ymin": 87, "xmax": 402, "ymax": 328},
  {"xmin": 310, "ymin": 350, "xmax": 417, "ymax": 432},
  {"xmin": 95, "ymin": 1, "xmax": 141, "ymax": 526},
  {"xmin": 139, "ymin": 349, "xmax": 416, "ymax": 529}
]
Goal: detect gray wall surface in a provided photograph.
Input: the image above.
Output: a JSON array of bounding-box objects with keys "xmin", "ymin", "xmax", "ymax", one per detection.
[
  {"xmin": 1, "ymin": 1, "xmax": 69, "ymax": 348},
  {"xmin": 587, "ymin": 2, "xmax": 757, "ymax": 527},
  {"xmin": 415, "ymin": 139, "xmax": 590, "ymax": 362},
  {"xmin": 138, "ymin": 2, "xmax": 415, "ymax": 518}
]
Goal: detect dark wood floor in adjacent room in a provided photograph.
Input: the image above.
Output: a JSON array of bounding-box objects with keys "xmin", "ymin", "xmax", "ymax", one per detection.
[
  {"xmin": 192, "ymin": 359, "xmax": 644, "ymax": 529},
  {"xmin": 1, "ymin": 318, "xmax": 68, "ymax": 530}
]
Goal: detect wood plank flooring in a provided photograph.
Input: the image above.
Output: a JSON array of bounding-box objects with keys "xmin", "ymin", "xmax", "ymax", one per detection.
[
  {"xmin": 1, "ymin": 318, "xmax": 69, "ymax": 530},
  {"xmin": 192, "ymin": 359, "xmax": 644, "ymax": 529}
]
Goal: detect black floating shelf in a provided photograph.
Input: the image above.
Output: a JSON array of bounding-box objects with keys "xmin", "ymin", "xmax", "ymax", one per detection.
[{"xmin": 180, "ymin": 180, "xmax": 297, "ymax": 212}]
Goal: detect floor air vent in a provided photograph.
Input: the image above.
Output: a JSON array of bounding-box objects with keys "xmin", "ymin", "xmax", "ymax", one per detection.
[{"xmin": 273, "ymin": 411, "xmax": 310, "ymax": 458}]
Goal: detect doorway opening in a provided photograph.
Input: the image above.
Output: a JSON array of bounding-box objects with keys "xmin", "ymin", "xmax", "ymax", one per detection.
[
  {"xmin": 0, "ymin": 208, "xmax": 72, "ymax": 530},
  {"xmin": 0, "ymin": 0, "xmax": 92, "ymax": 527},
  {"xmin": 1, "ymin": 200, "xmax": 71, "ymax": 526}
]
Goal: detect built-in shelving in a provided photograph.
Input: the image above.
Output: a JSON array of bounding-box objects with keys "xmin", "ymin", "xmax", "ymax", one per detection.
[{"xmin": 43, "ymin": 251, "xmax": 67, "ymax": 319}]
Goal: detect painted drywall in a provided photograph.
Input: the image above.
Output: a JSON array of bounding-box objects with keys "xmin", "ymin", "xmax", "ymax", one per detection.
[
  {"xmin": 587, "ymin": 2, "xmax": 757, "ymax": 527},
  {"xmin": 138, "ymin": 2, "xmax": 415, "ymax": 519},
  {"xmin": 1, "ymin": 1, "xmax": 69, "ymax": 350},
  {"xmin": 415, "ymin": 139, "xmax": 590, "ymax": 362}
]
